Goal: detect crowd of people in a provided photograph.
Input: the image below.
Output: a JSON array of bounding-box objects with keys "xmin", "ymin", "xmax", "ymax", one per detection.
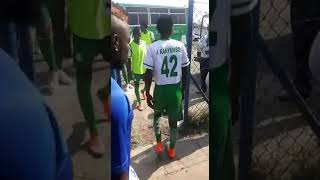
[
  {"xmin": 0, "ymin": 0, "xmax": 190, "ymax": 179},
  {"xmin": 110, "ymin": 5, "xmax": 190, "ymax": 178},
  {"xmin": 1, "ymin": 0, "xmax": 319, "ymax": 179}
]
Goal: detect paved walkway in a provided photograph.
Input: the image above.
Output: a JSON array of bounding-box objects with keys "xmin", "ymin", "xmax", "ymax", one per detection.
[
  {"xmin": 125, "ymin": 81, "xmax": 209, "ymax": 180},
  {"xmin": 131, "ymin": 135, "xmax": 209, "ymax": 180},
  {"xmin": 38, "ymin": 60, "xmax": 110, "ymax": 180}
]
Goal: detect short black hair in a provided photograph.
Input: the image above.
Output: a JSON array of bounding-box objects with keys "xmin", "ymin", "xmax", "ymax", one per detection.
[
  {"xmin": 156, "ymin": 15, "xmax": 173, "ymax": 35},
  {"xmin": 132, "ymin": 26, "xmax": 141, "ymax": 35},
  {"xmin": 140, "ymin": 21, "xmax": 148, "ymax": 28}
]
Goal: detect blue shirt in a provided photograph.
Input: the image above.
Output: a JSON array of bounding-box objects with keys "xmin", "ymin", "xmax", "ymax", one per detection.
[
  {"xmin": 0, "ymin": 49, "xmax": 72, "ymax": 180},
  {"xmin": 111, "ymin": 78, "xmax": 133, "ymax": 179}
]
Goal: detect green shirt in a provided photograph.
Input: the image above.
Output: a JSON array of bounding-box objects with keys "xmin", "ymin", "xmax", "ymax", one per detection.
[
  {"xmin": 67, "ymin": 0, "xmax": 110, "ymax": 39},
  {"xmin": 140, "ymin": 30, "xmax": 154, "ymax": 45},
  {"xmin": 129, "ymin": 40, "xmax": 147, "ymax": 74}
]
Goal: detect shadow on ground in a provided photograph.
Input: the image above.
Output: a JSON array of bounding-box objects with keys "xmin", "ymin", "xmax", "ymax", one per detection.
[
  {"xmin": 131, "ymin": 135, "xmax": 208, "ymax": 180},
  {"xmin": 67, "ymin": 119, "xmax": 107, "ymax": 157}
]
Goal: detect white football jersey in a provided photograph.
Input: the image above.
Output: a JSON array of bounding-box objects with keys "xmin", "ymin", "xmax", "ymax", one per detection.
[{"xmin": 144, "ymin": 39, "xmax": 190, "ymax": 85}]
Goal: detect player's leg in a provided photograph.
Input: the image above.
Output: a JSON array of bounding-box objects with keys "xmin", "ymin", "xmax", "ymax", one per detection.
[
  {"xmin": 47, "ymin": 0, "xmax": 72, "ymax": 84},
  {"xmin": 73, "ymin": 35, "xmax": 104, "ymax": 156},
  {"xmin": 211, "ymin": 63, "xmax": 235, "ymax": 180},
  {"xmin": 122, "ymin": 64, "xmax": 129, "ymax": 85},
  {"xmin": 230, "ymin": 12, "xmax": 250, "ymax": 125},
  {"xmin": 200, "ymin": 58, "xmax": 209, "ymax": 92},
  {"xmin": 36, "ymin": 4, "xmax": 59, "ymax": 90},
  {"xmin": 17, "ymin": 24, "xmax": 35, "ymax": 83},
  {"xmin": 166, "ymin": 83, "xmax": 182, "ymax": 159},
  {"xmin": 99, "ymin": 37, "xmax": 111, "ymax": 120},
  {"xmin": 141, "ymin": 73, "xmax": 146, "ymax": 92},
  {"xmin": 133, "ymin": 73, "xmax": 143, "ymax": 111},
  {"xmin": 140, "ymin": 73, "xmax": 146, "ymax": 100},
  {"xmin": 153, "ymin": 85, "xmax": 165, "ymax": 153}
]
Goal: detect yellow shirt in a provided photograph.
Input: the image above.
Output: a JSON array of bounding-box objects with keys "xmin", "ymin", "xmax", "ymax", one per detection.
[
  {"xmin": 67, "ymin": 0, "xmax": 110, "ymax": 39},
  {"xmin": 140, "ymin": 30, "xmax": 154, "ymax": 45},
  {"xmin": 129, "ymin": 40, "xmax": 147, "ymax": 74}
]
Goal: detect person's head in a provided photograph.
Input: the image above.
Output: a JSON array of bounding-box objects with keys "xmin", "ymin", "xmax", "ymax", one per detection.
[
  {"xmin": 111, "ymin": 5, "xmax": 130, "ymax": 69},
  {"xmin": 140, "ymin": 21, "xmax": 148, "ymax": 32},
  {"xmin": 156, "ymin": 15, "xmax": 173, "ymax": 40},
  {"xmin": 132, "ymin": 26, "xmax": 141, "ymax": 42}
]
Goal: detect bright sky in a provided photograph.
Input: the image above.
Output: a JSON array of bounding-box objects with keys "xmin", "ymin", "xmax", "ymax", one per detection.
[
  {"xmin": 113, "ymin": 0, "xmax": 208, "ymax": 13},
  {"xmin": 112, "ymin": 0, "xmax": 209, "ymax": 24}
]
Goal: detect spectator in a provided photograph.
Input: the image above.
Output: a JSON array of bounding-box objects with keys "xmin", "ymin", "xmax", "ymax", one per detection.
[
  {"xmin": 35, "ymin": 1, "xmax": 72, "ymax": 92},
  {"xmin": 198, "ymin": 26, "xmax": 209, "ymax": 93},
  {"xmin": 111, "ymin": 6, "xmax": 140, "ymax": 179},
  {"xmin": 309, "ymin": 31, "xmax": 320, "ymax": 83},
  {"xmin": 279, "ymin": 0, "xmax": 320, "ymax": 101},
  {"xmin": 67, "ymin": 0, "xmax": 110, "ymax": 156},
  {"xmin": 0, "ymin": 49, "xmax": 73, "ymax": 180},
  {"xmin": 140, "ymin": 21, "xmax": 155, "ymax": 46},
  {"xmin": 0, "ymin": 0, "xmax": 42, "ymax": 83},
  {"xmin": 129, "ymin": 26, "xmax": 147, "ymax": 111}
]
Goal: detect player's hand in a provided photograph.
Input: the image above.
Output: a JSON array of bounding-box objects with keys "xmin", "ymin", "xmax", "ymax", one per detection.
[{"xmin": 146, "ymin": 93, "xmax": 154, "ymax": 109}]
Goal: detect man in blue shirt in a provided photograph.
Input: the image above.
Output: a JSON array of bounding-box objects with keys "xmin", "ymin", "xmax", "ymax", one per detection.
[
  {"xmin": 0, "ymin": 49, "xmax": 73, "ymax": 180},
  {"xmin": 111, "ymin": 5, "xmax": 139, "ymax": 179}
]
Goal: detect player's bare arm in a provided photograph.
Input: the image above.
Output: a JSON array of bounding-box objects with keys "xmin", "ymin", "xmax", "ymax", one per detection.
[{"xmin": 145, "ymin": 69, "xmax": 154, "ymax": 108}]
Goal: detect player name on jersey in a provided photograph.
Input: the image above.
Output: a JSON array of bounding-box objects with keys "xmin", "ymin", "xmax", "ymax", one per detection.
[{"xmin": 156, "ymin": 47, "xmax": 181, "ymax": 55}]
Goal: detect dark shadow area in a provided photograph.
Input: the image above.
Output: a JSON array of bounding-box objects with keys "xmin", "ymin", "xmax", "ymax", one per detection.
[
  {"xmin": 231, "ymin": 33, "xmax": 320, "ymax": 154},
  {"xmin": 35, "ymin": 71, "xmax": 50, "ymax": 87},
  {"xmin": 67, "ymin": 122, "xmax": 87, "ymax": 156},
  {"xmin": 131, "ymin": 135, "xmax": 208, "ymax": 180},
  {"xmin": 66, "ymin": 119, "xmax": 107, "ymax": 158},
  {"xmin": 39, "ymin": 86, "xmax": 53, "ymax": 96},
  {"xmin": 147, "ymin": 112, "xmax": 154, "ymax": 120}
]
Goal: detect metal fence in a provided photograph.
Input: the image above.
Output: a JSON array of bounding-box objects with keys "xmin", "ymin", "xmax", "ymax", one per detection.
[
  {"xmin": 252, "ymin": 0, "xmax": 320, "ymax": 179},
  {"xmin": 185, "ymin": 0, "xmax": 209, "ymax": 122}
]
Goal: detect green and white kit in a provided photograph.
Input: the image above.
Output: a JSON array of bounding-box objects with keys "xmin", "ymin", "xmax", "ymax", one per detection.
[{"xmin": 144, "ymin": 39, "xmax": 189, "ymax": 148}]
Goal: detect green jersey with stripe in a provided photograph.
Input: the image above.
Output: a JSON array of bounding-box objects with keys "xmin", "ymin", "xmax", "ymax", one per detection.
[{"xmin": 144, "ymin": 39, "xmax": 190, "ymax": 85}]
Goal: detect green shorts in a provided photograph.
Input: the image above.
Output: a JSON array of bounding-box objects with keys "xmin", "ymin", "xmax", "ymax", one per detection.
[
  {"xmin": 73, "ymin": 34, "xmax": 110, "ymax": 67},
  {"xmin": 154, "ymin": 83, "xmax": 182, "ymax": 121}
]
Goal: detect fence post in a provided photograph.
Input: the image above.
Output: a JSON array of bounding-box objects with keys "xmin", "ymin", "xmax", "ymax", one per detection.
[
  {"xmin": 184, "ymin": 0, "xmax": 194, "ymax": 122},
  {"xmin": 238, "ymin": 2, "xmax": 260, "ymax": 180}
]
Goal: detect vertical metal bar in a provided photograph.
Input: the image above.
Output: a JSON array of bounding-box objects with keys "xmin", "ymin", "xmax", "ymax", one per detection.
[
  {"xmin": 184, "ymin": 0, "xmax": 194, "ymax": 122},
  {"xmin": 208, "ymin": 1, "xmax": 215, "ymax": 179},
  {"xmin": 238, "ymin": 2, "xmax": 259, "ymax": 180}
]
